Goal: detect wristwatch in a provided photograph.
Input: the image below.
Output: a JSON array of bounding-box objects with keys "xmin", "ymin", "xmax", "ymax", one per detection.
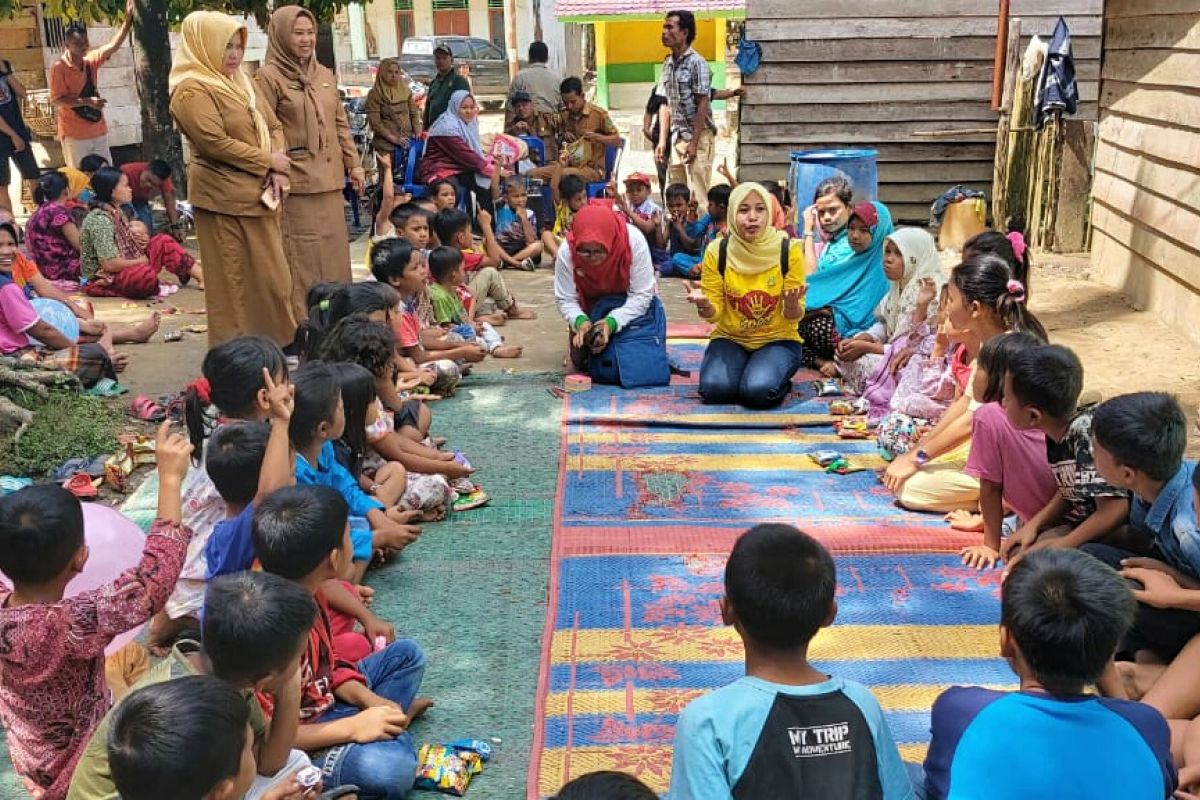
[{"xmin": 914, "ymin": 449, "xmax": 931, "ymax": 468}]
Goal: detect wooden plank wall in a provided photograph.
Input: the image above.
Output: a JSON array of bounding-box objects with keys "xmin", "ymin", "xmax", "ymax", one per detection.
[
  {"xmin": 738, "ymin": 0, "xmax": 1101, "ymax": 223},
  {"xmin": 1090, "ymin": 0, "xmax": 1200, "ymax": 345}
]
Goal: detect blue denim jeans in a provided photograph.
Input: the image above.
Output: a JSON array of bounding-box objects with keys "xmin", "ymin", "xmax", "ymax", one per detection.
[
  {"xmin": 310, "ymin": 639, "xmax": 427, "ymax": 799},
  {"xmin": 699, "ymin": 337, "xmax": 803, "ymax": 409}
]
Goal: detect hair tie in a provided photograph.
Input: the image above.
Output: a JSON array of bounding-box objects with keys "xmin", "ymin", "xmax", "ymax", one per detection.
[
  {"xmin": 319, "ymin": 298, "xmax": 330, "ymax": 311},
  {"xmin": 186, "ymin": 377, "xmax": 212, "ymax": 405},
  {"xmin": 1006, "ymin": 278, "xmax": 1026, "ymax": 303}
]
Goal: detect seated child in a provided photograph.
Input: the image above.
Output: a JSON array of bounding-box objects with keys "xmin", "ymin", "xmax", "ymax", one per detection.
[
  {"xmin": 494, "ymin": 177, "xmax": 544, "ymax": 271},
  {"xmin": 669, "ymin": 183, "xmax": 729, "ymax": 279},
  {"xmin": 614, "ymin": 172, "xmax": 667, "ymax": 271},
  {"xmin": 203, "ymin": 368, "xmax": 294, "ymax": 580},
  {"xmin": 252, "ymin": 485, "xmax": 432, "ymax": 798},
  {"xmin": 873, "ymin": 292, "xmax": 970, "ymax": 459},
  {"xmin": 107, "ymin": 676, "xmax": 300, "ymax": 800},
  {"xmin": 0, "ymin": 423, "xmax": 194, "ymax": 799},
  {"xmin": 290, "ymin": 363, "xmax": 423, "ymax": 580},
  {"xmin": 923, "ymin": 549, "xmax": 1175, "ymax": 799},
  {"xmin": 956, "ymin": 332, "xmax": 1058, "ymax": 571},
  {"xmin": 329, "ymin": 361, "xmax": 456, "ymax": 520},
  {"xmin": 429, "ymin": 179, "xmax": 459, "ymax": 213},
  {"xmin": 1002, "ymin": 344, "xmax": 1132, "ymax": 566},
  {"xmin": 431, "ymin": 212, "xmax": 537, "ymax": 320},
  {"xmin": 556, "ymin": 771, "xmax": 657, "ymax": 800},
  {"xmin": 368, "ymin": 151, "xmax": 413, "ymax": 246},
  {"xmin": 542, "ymin": 173, "xmax": 588, "ymax": 262},
  {"xmin": 68, "ymin": 571, "xmax": 319, "ymax": 800},
  {"xmin": 668, "ymin": 524, "xmax": 914, "ymax": 800},
  {"xmin": 153, "ymin": 336, "xmax": 291, "ymax": 652},
  {"xmin": 428, "ymin": 246, "xmax": 522, "ymax": 358},
  {"xmin": 1083, "ymin": 392, "xmax": 1199, "ymax": 665}
]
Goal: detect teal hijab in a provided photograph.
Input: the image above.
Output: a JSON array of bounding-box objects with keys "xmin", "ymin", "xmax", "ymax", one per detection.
[{"xmin": 805, "ymin": 201, "xmax": 894, "ymax": 336}]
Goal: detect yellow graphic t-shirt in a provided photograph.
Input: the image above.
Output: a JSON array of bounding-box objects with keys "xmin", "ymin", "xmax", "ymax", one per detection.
[{"xmin": 700, "ymin": 238, "xmax": 806, "ymax": 351}]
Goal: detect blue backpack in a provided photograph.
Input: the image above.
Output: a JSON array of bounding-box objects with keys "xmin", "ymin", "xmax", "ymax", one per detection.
[{"xmin": 586, "ymin": 294, "xmax": 670, "ymax": 389}]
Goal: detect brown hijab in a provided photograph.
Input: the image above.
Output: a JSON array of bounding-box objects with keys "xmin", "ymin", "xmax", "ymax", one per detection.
[{"xmin": 263, "ymin": 6, "xmax": 326, "ymax": 153}]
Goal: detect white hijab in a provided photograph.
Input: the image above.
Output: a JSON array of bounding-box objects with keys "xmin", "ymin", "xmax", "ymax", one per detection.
[{"xmin": 878, "ymin": 227, "xmax": 945, "ymax": 338}]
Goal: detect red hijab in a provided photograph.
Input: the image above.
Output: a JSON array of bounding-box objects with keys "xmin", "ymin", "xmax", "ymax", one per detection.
[{"xmin": 567, "ymin": 205, "xmax": 632, "ymax": 312}]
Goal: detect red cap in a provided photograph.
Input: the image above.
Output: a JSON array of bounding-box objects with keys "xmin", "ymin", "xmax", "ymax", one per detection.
[
  {"xmin": 623, "ymin": 172, "xmax": 653, "ymax": 187},
  {"xmin": 849, "ymin": 201, "xmax": 878, "ymax": 228}
]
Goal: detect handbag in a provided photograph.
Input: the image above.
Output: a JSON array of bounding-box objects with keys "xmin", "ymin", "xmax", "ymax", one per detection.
[{"xmin": 72, "ymin": 62, "xmax": 103, "ymax": 123}]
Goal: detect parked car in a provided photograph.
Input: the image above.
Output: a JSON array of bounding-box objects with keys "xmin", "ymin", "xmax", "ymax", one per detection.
[
  {"xmin": 399, "ymin": 36, "xmax": 511, "ymax": 108},
  {"xmin": 336, "ymin": 59, "xmax": 426, "ymax": 108}
]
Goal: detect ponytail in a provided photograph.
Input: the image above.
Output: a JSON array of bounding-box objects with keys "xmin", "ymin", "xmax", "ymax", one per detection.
[
  {"xmin": 952, "ymin": 252, "xmax": 1047, "ymax": 343},
  {"xmin": 184, "ymin": 336, "xmax": 288, "ymax": 461},
  {"xmin": 292, "ymin": 282, "xmax": 350, "ymax": 365}
]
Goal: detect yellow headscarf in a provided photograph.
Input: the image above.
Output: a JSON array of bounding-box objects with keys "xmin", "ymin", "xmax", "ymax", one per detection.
[
  {"xmin": 725, "ymin": 182, "xmax": 791, "ymax": 276},
  {"xmin": 169, "ymin": 11, "xmax": 271, "ymax": 154},
  {"xmin": 263, "ymin": 6, "xmax": 326, "ymax": 153},
  {"xmin": 372, "ymin": 58, "xmax": 413, "ymax": 106}
]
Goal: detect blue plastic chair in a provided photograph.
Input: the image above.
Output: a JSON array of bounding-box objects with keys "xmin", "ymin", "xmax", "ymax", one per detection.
[
  {"xmin": 517, "ymin": 135, "xmax": 546, "ymax": 169},
  {"xmin": 401, "ymin": 138, "xmax": 427, "ymax": 199},
  {"xmin": 586, "ymin": 138, "xmax": 625, "ymax": 199}
]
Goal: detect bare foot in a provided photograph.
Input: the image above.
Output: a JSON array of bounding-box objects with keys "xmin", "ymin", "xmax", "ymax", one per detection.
[
  {"xmin": 356, "ymin": 585, "xmax": 375, "ymax": 605},
  {"xmin": 945, "ymin": 509, "xmax": 985, "ymax": 532},
  {"xmin": 1116, "ymin": 660, "xmax": 1167, "ymax": 701},
  {"xmin": 407, "ymin": 697, "xmax": 435, "ymax": 723},
  {"xmin": 128, "ymin": 312, "xmax": 162, "ymax": 344},
  {"xmin": 378, "ymin": 524, "xmax": 421, "ymax": 553},
  {"xmin": 190, "ymin": 263, "xmax": 205, "ymax": 291},
  {"xmin": 507, "ymin": 306, "xmax": 537, "ymax": 320},
  {"xmin": 491, "ymin": 345, "xmax": 523, "ymax": 358},
  {"xmin": 482, "ymin": 312, "xmax": 506, "ymax": 326},
  {"xmin": 112, "ymin": 352, "xmax": 130, "ymax": 372},
  {"xmin": 388, "ymin": 508, "xmax": 424, "ymax": 525},
  {"xmin": 421, "ymin": 505, "xmax": 446, "ymax": 522}
]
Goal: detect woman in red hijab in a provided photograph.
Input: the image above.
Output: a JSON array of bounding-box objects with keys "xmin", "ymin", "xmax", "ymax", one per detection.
[{"xmin": 553, "ymin": 204, "xmax": 666, "ymax": 385}]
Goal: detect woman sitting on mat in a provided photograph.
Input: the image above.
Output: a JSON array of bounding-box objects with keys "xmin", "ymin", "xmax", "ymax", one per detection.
[
  {"xmin": 554, "ymin": 204, "xmax": 668, "ymax": 388},
  {"xmin": 79, "ymin": 166, "xmax": 196, "ymax": 299},
  {"xmin": 685, "ymin": 182, "xmax": 806, "ymax": 409},
  {"xmin": 799, "ymin": 179, "xmax": 894, "ymax": 375}
]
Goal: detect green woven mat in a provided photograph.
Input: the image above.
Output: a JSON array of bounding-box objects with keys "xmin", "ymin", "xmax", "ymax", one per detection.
[{"xmin": 0, "ymin": 373, "xmax": 560, "ymax": 799}]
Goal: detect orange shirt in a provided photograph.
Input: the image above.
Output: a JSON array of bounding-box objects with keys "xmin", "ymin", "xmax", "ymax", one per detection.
[
  {"xmin": 11, "ymin": 252, "xmax": 40, "ymax": 289},
  {"xmin": 49, "ymin": 51, "xmax": 110, "ymax": 141}
]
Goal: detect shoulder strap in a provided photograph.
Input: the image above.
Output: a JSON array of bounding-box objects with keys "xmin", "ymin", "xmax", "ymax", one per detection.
[
  {"xmin": 780, "ymin": 236, "xmax": 790, "ymax": 277},
  {"xmin": 718, "ymin": 236, "xmax": 729, "ymax": 279}
]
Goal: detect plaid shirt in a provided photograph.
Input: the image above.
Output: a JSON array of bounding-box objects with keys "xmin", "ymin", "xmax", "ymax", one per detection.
[{"xmin": 661, "ymin": 47, "xmax": 714, "ymax": 140}]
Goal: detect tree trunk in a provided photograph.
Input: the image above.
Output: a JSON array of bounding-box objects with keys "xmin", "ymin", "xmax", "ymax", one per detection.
[
  {"xmin": 317, "ymin": 20, "xmax": 336, "ymax": 72},
  {"xmin": 129, "ymin": 0, "xmax": 186, "ymax": 196}
]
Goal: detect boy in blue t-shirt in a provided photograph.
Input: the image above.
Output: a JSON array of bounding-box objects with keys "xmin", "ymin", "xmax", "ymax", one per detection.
[
  {"xmin": 668, "ymin": 524, "xmax": 915, "ymax": 800},
  {"xmin": 667, "ymin": 183, "xmax": 729, "ymax": 279},
  {"xmin": 923, "ymin": 548, "xmax": 1176, "ymax": 799}
]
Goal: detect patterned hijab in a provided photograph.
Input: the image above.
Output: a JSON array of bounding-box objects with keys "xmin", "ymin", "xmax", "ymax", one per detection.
[
  {"xmin": 263, "ymin": 6, "xmax": 326, "ymax": 153},
  {"xmin": 169, "ymin": 12, "xmax": 271, "ymax": 153}
]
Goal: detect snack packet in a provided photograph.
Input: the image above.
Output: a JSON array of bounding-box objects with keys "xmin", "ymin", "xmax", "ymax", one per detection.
[{"xmin": 415, "ymin": 741, "xmax": 490, "ymax": 795}]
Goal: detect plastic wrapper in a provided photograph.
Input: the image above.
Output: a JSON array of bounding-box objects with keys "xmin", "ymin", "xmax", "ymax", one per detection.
[{"xmin": 414, "ymin": 742, "xmax": 488, "ymax": 795}]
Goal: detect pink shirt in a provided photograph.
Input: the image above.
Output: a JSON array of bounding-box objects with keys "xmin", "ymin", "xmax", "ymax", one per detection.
[
  {"xmin": 965, "ymin": 403, "xmax": 1058, "ymax": 523},
  {"xmin": 0, "ymin": 283, "xmax": 38, "ymax": 354},
  {"xmin": 0, "ymin": 519, "xmax": 191, "ymax": 799},
  {"xmin": 393, "ymin": 302, "xmax": 421, "ymax": 350}
]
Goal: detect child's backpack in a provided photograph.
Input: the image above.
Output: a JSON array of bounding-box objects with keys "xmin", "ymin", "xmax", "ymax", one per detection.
[{"xmin": 586, "ymin": 295, "xmax": 671, "ymax": 389}]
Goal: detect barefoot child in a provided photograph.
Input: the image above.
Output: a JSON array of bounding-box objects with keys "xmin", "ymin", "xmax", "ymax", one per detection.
[
  {"xmin": 433, "ymin": 208, "xmax": 535, "ymax": 322},
  {"xmin": 494, "ymin": 177, "xmax": 544, "ymax": 271},
  {"xmin": 0, "ymin": 423, "xmax": 195, "ymax": 800},
  {"xmin": 428, "ymin": 245, "xmax": 522, "ymax": 358}
]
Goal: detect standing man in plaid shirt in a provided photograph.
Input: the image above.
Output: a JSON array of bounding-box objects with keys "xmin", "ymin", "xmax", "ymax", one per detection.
[{"xmin": 660, "ymin": 10, "xmax": 715, "ymax": 199}]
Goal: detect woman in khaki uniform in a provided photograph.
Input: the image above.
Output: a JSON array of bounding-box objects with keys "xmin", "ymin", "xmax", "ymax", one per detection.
[
  {"xmin": 365, "ymin": 58, "xmax": 423, "ymax": 160},
  {"xmin": 169, "ymin": 11, "xmax": 295, "ymax": 347},
  {"xmin": 256, "ymin": 6, "xmax": 363, "ymax": 317}
]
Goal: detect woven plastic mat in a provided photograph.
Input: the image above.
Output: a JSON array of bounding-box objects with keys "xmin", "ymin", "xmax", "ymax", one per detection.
[{"xmin": 528, "ymin": 342, "xmax": 1009, "ymax": 798}]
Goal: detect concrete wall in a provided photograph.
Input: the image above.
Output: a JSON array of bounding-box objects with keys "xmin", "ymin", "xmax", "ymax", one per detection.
[{"xmin": 1090, "ymin": 0, "xmax": 1200, "ymax": 346}]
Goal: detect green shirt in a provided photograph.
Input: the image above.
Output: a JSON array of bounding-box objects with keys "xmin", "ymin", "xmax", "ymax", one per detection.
[
  {"xmin": 78, "ymin": 209, "xmax": 120, "ymax": 280},
  {"xmin": 423, "ymin": 71, "xmax": 471, "ymax": 130},
  {"xmin": 66, "ymin": 642, "xmax": 268, "ymax": 800},
  {"xmin": 428, "ymin": 282, "xmax": 466, "ymax": 325}
]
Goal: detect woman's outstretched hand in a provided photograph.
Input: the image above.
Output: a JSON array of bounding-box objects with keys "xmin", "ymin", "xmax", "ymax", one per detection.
[
  {"xmin": 782, "ymin": 284, "xmax": 807, "ymax": 318},
  {"xmin": 681, "ymin": 280, "xmax": 712, "ymax": 317}
]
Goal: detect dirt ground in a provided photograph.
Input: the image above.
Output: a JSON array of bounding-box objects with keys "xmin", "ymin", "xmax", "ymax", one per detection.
[{"xmin": 92, "ymin": 109, "xmax": 1198, "ymax": 455}]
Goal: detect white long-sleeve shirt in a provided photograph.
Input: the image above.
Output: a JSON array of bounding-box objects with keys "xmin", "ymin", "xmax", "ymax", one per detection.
[{"xmin": 554, "ymin": 223, "xmax": 657, "ymax": 332}]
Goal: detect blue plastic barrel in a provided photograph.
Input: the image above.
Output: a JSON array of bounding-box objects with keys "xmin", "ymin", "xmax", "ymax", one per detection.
[{"xmin": 789, "ymin": 149, "xmax": 879, "ymax": 208}]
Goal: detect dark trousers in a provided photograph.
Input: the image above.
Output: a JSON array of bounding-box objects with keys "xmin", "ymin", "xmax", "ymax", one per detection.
[
  {"xmin": 1083, "ymin": 542, "xmax": 1200, "ymax": 661},
  {"xmin": 699, "ymin": 338, "xmax": 803, "ymax": 409}
]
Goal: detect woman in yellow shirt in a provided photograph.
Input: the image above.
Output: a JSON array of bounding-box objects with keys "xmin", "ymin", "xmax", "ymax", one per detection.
[{"xmin": 685, "ymin": 182, "xmax": 806, "ymax": 408}]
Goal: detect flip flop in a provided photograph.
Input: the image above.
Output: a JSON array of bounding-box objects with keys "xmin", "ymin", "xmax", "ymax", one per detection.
[
  {"xmin": 129, "ymin": 395, "xmax": 167, "ymax": 422},
  {"xmin": 52, "ymin": 455, "xmax": 107, "ymax": 482},
  {"xmin": 104, "ymin": 448, "xmax": 135, "ymax": 492},
  {"xmin": 452, "ymin": 489, "xmax": 490, "ymax": 512},
  {"xmin": 86, "ymin": 378, "xmax": 128, "ymax": 398},
  {"xmin": 62, "ymin": 472, "xmax": 100, "ymax": 499},
  {"xmin": 0, "ymin": 476, "xmax": 33, "ymax": 495}
]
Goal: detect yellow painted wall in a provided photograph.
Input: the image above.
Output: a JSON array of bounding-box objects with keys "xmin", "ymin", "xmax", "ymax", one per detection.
[{"xmin": 604, "ymin": 18, "xmax": 718, "ymax": 64}]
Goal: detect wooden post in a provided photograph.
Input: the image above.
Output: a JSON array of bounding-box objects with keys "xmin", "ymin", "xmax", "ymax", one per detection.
[
  {"xmin": 991, "ymin": 16, "xmax": 1022, "ymax": 227},
  {"xmin": 991, "ymin": 0, "xmax": 1011, "ymax": 111},
  {"xmin": 505, "ymin": 0, "xmax": 519, "ymax": 81}
]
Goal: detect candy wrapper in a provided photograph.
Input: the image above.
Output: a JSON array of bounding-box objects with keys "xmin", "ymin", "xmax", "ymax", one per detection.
[
  {"xmin": 813, "ymin": 378, "xmax": 845, "ymax": 397},
  {"xmin": 810, "ymin": 450, "xmax": 842, "ymax": 468},
  {"xmin": 828, "ymin": 399, "xmax": 854, "ymax": 415},
  {"xmin": 415, "ymin": 741, "xmax": 490, "ymax": 795}
]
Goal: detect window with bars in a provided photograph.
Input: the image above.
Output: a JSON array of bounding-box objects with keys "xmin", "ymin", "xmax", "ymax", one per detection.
[
  {"xmin": 432, "ymin": 0, "xmax": 468, "ymax": 8},
  {"xmin": 394, "ymin": 0, "xmax": 413, "ymax": 8}
]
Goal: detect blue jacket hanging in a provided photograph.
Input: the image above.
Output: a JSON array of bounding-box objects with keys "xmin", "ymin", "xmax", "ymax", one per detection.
[{"xmin": 1035, "ymin": 17, "xmax": 1079, "ymax": 130}]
